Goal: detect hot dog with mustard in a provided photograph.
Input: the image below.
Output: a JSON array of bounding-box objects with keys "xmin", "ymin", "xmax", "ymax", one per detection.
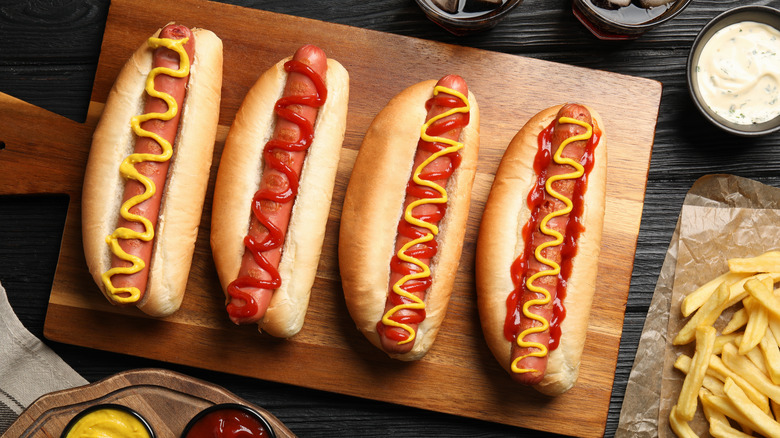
[
  {"xmin": 340, "ymin": 75, "xmax": 479, "ymax": 361},
  {"xmin": 82, "ymin": 23, "xmax": 223, "ymax": 317},
  {"xmin": 476, "ymin": 103, "xmax": 606, "ymax": 395}
]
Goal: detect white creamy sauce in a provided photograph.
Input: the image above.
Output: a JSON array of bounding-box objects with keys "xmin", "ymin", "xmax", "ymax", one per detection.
[{"xmin": 696, "ymin": 21, "xmax": 780, "ymax": 125}]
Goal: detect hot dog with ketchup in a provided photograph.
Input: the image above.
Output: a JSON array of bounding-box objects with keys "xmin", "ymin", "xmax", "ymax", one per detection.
[
  {"xmin": 210, "ymin": 45, "xmax": 349, "ymax": 338},
  {"xmin": 340, "ymin": 75, "xmax": 479, "ymax": 360},
  {"xmin": 82, "ymin": 24, "xmax": 223, "ymax": 317},
  {"xmin": 476, "ymin": 103, "xmax": 607, "ymax": 395}
]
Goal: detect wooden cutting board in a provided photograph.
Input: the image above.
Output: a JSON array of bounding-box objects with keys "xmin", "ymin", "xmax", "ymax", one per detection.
[
  {"xmin": 0, "ymin": 0, "xmax": 661, "ymax": 435},
  {"xmin": 1, "ymin": 368, "xmax": 295, "ymax": 437}
]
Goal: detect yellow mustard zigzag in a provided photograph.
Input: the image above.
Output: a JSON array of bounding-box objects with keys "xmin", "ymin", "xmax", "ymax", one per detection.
[
  {"xmin": 101, "ymin": 36, "xmax": 190, "ymax": 304},
  {"xmin": 511, "ymin": 116, "xmax": 593, "ymax": 374},
  {"xmin": 381, "ymin": 86, "xmax": 470, "ymax": 345}
]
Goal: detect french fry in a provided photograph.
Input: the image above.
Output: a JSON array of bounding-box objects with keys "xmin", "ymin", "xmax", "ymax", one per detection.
[
  {"xmin": 682, "ymin": 272, "xmax": 750, "ymax": 317},
  {"xmin": 721, "ymin": 343, "xmax": 780, "ymax": 407},
  {"xmin": 744, "ymin": 341, "xmax": 770, "ymax": 376},
  {"xmin": 674, "ymin": 354, "xmax": 726, "ymax": 396},
  {"xmin": 676, "ymin": 326, "xmax": 716, "ymax": 421},
  {"xmin": 724, "ymin": 377, "xmax": 780, "ymax": 437},
  {"xmin": 769, "ymin": 298, "xmax": 780, "ymax": 345},
  {"xmin": 674, "ymin": 283, "xmax": 730, "ymax": 345},
  {"xmin": 724, "ymin": 273, "xmax": 780, "ymax": 309},
  {"xmin": 674, "ymin": 353, "xmax": 690, "ymax": 372},
  {"xmin": 728, "ymin": 252, "xmax": 780, "ymax": 273},
  {"xmin": 722, "ymin": 308, "xmax": 748, "ymax": 335},
  {"xmin": 746, "ymin": 277, "xmax": 780, "ymax": 321},
  {"xmin": 708, "ymin": 354, "xmax": 770, "ymax": 414},
  {"xmin": 713, "ymin": 332, "xmax": 742, "ymax": 355},
  {"xmin": 706, "ymin": 410, "xmax": 757, "ymax": 438},
  {"xmin": 700, "ymin": 390, "xmax": 758, "ymax": 435},
  {"xmin": 669, "ymin": 404, "xmax": 699, "ymax": 438},
  {"xmin": 734, "ymin": 331, "xmax": 768, "ymax": 376},
  {"xmin": 760, "ymin": 331, "xmax": 780, "ymax": 385},
  {"xmin": 741, "ymin": 297, "xmax": 769, "ymax": 354}
]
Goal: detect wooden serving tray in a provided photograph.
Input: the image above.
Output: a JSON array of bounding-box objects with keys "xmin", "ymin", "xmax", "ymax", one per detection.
[
  {"xmin": 0, "ymin": 0, "xmax": 661, "ymax": 435},
  {"xmin": 1, "ymin": 368, "xmax": 295, "ymax": 438}
]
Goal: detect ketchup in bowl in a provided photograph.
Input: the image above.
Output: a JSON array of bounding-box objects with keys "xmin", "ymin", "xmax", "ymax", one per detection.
[{"xmin": 181, "ymin": 404, "xmax": 274, "ymax": 438}]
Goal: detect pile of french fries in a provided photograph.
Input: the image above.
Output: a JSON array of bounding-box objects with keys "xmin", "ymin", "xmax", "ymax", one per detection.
[{"xmin": 670, "ymin": 251, "xmax": 780, "ymax": 437}]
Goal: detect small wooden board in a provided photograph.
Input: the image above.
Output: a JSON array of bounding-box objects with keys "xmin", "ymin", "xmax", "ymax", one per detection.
[
  {"xmin": 1, "ymin": 368, "xmax": 295, "ymax": 438},
  {"xmin": 0, "ymin": 0, "xmax": 661, "ymax": 435}
]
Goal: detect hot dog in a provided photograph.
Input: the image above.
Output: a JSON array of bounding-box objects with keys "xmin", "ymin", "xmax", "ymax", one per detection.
[
  {"xmin": 82, "ymin": 24, "xmax": 223, "ymax": 317},
  {"xmin": 339, "ymin": 75, "xmax": 479, "ymax": 361},
  {"xmin": 210, "ymin": 45, "xmax": 349, "ymax": 338},
  {"xmin": 476, "ymin": 103, "xmax": 607, "ymax": 395}
]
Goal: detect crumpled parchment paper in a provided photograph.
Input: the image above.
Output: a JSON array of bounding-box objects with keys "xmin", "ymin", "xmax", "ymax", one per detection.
[{"xmin": 616, "ymin": 174, "xmax": 780, "ymax": 438}]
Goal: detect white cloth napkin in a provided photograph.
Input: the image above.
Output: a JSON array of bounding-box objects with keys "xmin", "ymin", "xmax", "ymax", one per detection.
[{"xmin": 0, "ymin": 281, "xmax": 87, "ymax": 433}]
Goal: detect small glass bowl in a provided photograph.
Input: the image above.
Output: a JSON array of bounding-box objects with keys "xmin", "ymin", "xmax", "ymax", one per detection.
[
  {"xmin": 414, "ymin": 0, "xmax": 524, "ymax": 35},
  {"xmin": 180, "ymin": 403, "xmax": 276, "ymax": 438},
  {"xmin": 61, "ymin": 404, "xmax": 155, "ymax": 438},
  {"xmin": 687, "ymin": 5, "xmax": 780, "ymax": 137},
  {"xmin": 572, "ymin": 0, "xmax": 692, "ymax": 40}
]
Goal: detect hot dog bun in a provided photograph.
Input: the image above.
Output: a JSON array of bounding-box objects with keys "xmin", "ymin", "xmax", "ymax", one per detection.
[
  {"xmin": 82, "ymin": 25, "xmax": 223, "ymax": 317},
  {"xmin": 210, "ymin": 54, "xmax": 349, "ymax": 338},
  {"xmin": 339, "ymin": 79, "xmax": 479, "ymax": 361},
  {"xmin": 476, "ymin": 104, "xmax": 606, "ymax": 395}
]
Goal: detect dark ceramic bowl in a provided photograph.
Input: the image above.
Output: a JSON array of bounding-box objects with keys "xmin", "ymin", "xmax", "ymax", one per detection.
[
  {"xmin": 687, "ymin": 5, "xmax": 780, "ymax": 137},
  {"xmin": 572, "ymin": 0, "xmax": 692, "ymax": 40},
  {"xmin": 414, "ymin": 0, "xmax": 523, "ymax": 35},
  {"xmin": 181, "ymin": 403, "xmax": 276, "ymax": 438},
  {"xmin": 61, "ymin": 404, "xmax": 155, "ymax": 438}
]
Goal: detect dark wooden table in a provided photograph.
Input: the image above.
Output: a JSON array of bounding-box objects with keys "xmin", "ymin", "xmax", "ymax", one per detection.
[{"xmin": 2, "ymin": 0, "xmax": 779, "ymax": 436}]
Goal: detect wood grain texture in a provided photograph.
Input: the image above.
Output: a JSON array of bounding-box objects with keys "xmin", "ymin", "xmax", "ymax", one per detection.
[
  {"xmin": 2, "ymin": 368, "xmax": 295, "ymax": 438},
  {"xmin": 0, "ymin": 0, "xmax": 658, "ymax": 436},
  {"xmin": 3, "ymin": 0, "xmax": 772, "ymax": 437}
]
